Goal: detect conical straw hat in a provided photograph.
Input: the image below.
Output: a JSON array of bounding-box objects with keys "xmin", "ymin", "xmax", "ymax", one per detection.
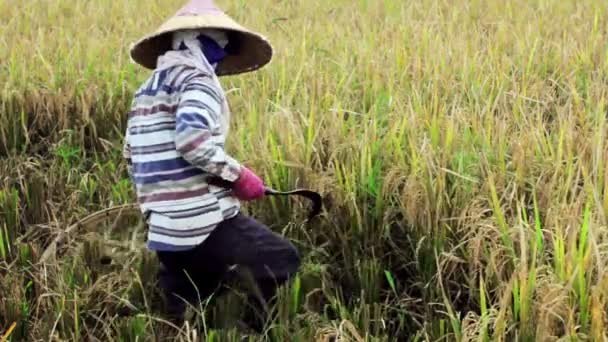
[{"xmin": 129, "ymin": 0, "xmax": 273, "ymax": 76}]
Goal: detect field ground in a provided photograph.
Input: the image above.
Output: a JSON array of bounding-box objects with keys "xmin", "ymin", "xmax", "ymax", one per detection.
[{"xmin": 2, "ymin": 0, "xmax": 608, "ymax": 341}]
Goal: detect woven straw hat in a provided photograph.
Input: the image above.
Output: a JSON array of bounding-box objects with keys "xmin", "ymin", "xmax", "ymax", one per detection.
[{"xmin": 129, "ymin": 0, "xmax": 273, "ymax": 76}]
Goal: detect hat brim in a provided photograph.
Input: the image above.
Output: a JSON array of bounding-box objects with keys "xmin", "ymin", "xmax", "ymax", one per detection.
[{"xmin": 129, "ymin": 14, "xmax": 273, "ymax": 76}]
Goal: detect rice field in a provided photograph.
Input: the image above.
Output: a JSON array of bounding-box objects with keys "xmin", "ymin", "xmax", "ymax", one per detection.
[{"xmin": 1, "ymin": 0, "xmax": 608, "ymax": 340}]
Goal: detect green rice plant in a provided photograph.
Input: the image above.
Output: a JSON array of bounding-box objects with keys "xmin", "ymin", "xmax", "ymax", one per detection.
[
  {"xmin": 0, "ymin": 188, "xmax": 19, "ymax": 260},
  {"xmin": 553, "ymin": 224, "xmax": 567, "ymax": 283},
  {"xmin": 512, "ymin": 199, "xmax": 539, "ymax": 341},
  {"xmin": 111, "ymin": 179, "xmax": 134, "ymax": 204},
  {"xmin": 0, "ymin": 223, "xmax": 7, "ymax": 261},
  {"xmin": 290, "ymin": 274, "xmax": 302, "ymax": 317},
  {"xmin": 487, "ymin": 173, "xmax": 516, "ymax": 262},
  {"xmin": 478, "ymin": 276, "xmax": 490, "ymax": 342},
  {"xmin": 117, "ymin": 316, "xmax": 147, "ymax": 342},
  {"xmin": 383, "ymin": 270, "xmax": 397, "ymax": 297},
  {"xmin": 573, "ymin": 200, "xmax": 592, "ymax": 331}
]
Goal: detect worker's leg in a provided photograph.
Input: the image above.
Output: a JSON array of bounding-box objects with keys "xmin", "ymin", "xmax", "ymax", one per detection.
[
  {"xmin": 156, "ymin": 248, "xmax": 226, "ymax": 324},
  {"xmin": 156, "ymin": 213, "xmax": 300, "ymax": 330},
  {"xmin": 199, "ymin": 213, "xmax": 301, "ymax": 331},
  {"xmin": 156, "ymin": 252, "xmax": 195, "ymax": 324}
]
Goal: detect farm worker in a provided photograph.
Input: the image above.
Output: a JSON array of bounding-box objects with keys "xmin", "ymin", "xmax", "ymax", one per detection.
[{"xmin": 123, "ymin": 0, "xmax": 300, "ymax": 331}]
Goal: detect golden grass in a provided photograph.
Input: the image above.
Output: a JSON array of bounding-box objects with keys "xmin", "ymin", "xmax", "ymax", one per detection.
[{"xmin": 1, "ymin": 0, "xmax": 608, "ymax": 340}]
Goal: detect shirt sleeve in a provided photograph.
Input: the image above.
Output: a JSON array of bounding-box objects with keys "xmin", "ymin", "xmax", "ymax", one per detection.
[{"xmin": 174, "ymin": 74, "xmax": 242, "ymax": 182}]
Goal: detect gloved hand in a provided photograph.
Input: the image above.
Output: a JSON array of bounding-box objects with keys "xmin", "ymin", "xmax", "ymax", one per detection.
[{"xmin": 233, "ymin": 167, "xmax": 265, "ymax": 200}]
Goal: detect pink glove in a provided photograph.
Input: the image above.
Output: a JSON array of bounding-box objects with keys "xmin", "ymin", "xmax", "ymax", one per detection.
[{"xmin": 233, "ymin": 167, "xmax": 265, "ymax": 200}]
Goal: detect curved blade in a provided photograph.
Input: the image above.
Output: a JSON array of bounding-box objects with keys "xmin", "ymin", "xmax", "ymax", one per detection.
[
  {"xmin": 208, "ymin": 177, "xmax": 322, "ymax": 219},
  {"xmin": 264, "ymin": 187, "xmax": 323, "ymax": 219}
]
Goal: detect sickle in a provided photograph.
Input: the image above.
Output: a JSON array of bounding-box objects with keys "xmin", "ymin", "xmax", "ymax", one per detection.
[
  {"xmin": 263, "ymin": 187, "xmax": 323, "ymax": 219},
  {"xmin": 208, "ymin": 177, "xmax": 323, "ymax": 219}
]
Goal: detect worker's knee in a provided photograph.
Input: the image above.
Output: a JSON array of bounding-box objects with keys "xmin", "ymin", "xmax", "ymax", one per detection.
[
  {"xmin": 254, "ymin": 236, "xmax": 301, "ymax": 281},
  {"xmin": 271, "ymin": 237, "xmax": 301, "ymax": 280}
]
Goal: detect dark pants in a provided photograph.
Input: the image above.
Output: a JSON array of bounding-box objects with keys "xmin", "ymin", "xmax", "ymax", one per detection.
[{"xmin": 156, "ymin": 213, "xmax": 301, "ymax": 330}]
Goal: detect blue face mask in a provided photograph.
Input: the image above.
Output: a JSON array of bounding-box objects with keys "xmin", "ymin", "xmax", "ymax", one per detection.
[{"xmin": 177, "ymin": 34, "xmax": 227, "ymax": 66}]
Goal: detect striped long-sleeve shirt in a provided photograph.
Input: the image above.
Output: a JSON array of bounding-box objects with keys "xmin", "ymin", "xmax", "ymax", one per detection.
[{"xmin": 123, "ymin": 59, "xmax": 242, "ymax": 251}]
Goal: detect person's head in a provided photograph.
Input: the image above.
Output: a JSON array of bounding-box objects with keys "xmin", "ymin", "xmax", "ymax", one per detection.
[
  {"xmin": 172, "ymin": 29, "xmax": 229, "ymax": 68},
  {"xmin": 129, "ymin": 0, "xmax": 273, "ymax": 76}
]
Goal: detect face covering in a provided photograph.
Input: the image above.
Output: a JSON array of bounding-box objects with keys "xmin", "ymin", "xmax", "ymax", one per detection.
[{"xmin": 170, "ymin": 29, "xmax": 229, "ymax": 70}]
